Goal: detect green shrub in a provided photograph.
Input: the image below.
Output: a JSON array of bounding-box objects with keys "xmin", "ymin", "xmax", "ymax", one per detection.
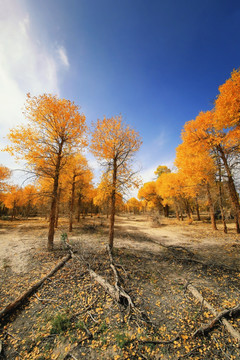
[
  {"xmin": 50, "ymin": 312, "xmax": 71, "ymax": 334},
  {"xmin": 115, "ymin": 332, "xmax": 130, "ymax": 348}
]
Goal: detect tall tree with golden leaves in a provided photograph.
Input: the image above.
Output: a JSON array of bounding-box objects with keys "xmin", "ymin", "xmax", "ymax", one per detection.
[
  {"xmin": 0, "ymin": 165, "xmax": 10, "ymax": 195},
  {"xmin": 181, "ymin": 109, "xmax": 240, "ymax": 231},
  {"xmin": 90, "ymin": 115, "xmax": 142, "ymax": 248},
  {"xmin": 63, "ymin": 154, "xmax": 93, "ymax": 232},
  {"xmin": 6, "ymin": 93, "xmax": 87, "ymax": 250}
]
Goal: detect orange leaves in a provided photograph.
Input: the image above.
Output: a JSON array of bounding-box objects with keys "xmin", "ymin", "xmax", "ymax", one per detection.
[
  {"xmin": 126, "ymin": 197, "xmax": 141, "ymax": 213},
  {"xmin": 6, "ymin": 94, "xmax": 88, "ymax": 181},
  {"xmin": 0, "ymin": 165, "xmax": 11, "ymax": 193},
  {"xmin": 138, "ymin": 181, "xmax": 163, "ymax": 211},
  {"xmin": 90, "ymin": 115, "xmax": 142, "ymax": 163},
  {"xmin": 90, "ymin": 115, "xmax": 142, "ymax": 193},
  {"xmin": 215, "ymin": 68, "xmax": 240, "ymax": 129}
]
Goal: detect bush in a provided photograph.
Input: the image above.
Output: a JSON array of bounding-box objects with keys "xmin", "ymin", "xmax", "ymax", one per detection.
[
  {"xmin": 50, "ymin": 312, "xmax": 71, "ymax": 334},
  {"xmin": 115, "ymin": 332, "xmax": 130, "ymax": 348}
]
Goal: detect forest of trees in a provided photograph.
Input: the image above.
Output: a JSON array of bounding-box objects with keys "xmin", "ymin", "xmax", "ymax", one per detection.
[{"xmin": 1, "ymin": 69, "xmax": 240, "ymax": 247}]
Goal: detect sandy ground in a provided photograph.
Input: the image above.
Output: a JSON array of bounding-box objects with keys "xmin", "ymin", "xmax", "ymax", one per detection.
[
  {"xmin": 0, "ymin": 214, "xmax": 239, "ymax": 360},
  {"xmin": 0, "ymin": 220, "xmax": 53, "ymax": 273},
  {"xmin": 0, "ymin": 215, "xmax": 239, "ymax": 274}
]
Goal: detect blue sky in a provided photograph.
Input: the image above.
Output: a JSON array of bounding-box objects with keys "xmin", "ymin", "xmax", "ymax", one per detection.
[{"xmin": 1, "ymin": 0, "xmax": 240, "ymax": 192}]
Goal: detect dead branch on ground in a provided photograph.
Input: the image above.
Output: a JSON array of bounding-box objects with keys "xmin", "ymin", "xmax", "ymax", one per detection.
[
  {"xmin": 184, "ymin": 281, "xmax": 240, "ymax": 341},
  {"xmin": 193, "ymin": 303, "xmax": 240, "ymax": 338},
  {"xmin": 88, "ymin": 269, "xmax": 134, "ymax": 308},
  {"xmin": 0, "ymin": 253, "xmax": 71, "ymax": 322}
]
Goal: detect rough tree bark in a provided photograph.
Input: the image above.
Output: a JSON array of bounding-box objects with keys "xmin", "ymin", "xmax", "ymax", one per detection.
[
  {"xmin": 77, "ymin": 193, "xmax": 82, "ymax": 222},
  {"xmin": 109, "ymin": 157, "xmax": 117, "ymax": 249},
  {"xmin": 195, "ymin": 197, "xmax": 201, "ymax": 221},
  {"xmin": 69, "ymin": 174, "xmax": 76, "ymax": 232},
  {"xmin": 48, "ymin": 140, "xmax": 63, "ymax": 251},
  {"xmin": 217, "ymin": 159, "xmax": 227, "ymax": 233},
  {"xmin": 206, "ymin": 182, "xmax": 217, "ymax": 230},
  {"xmin": 217, "ymin": 145, "xmax": 240, "ymax": 232},
  {"xmin": 55, "ymin": 187, "xmax": 61, "ymax": 228}
]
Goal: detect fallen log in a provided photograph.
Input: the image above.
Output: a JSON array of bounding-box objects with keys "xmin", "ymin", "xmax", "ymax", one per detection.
[
  {"xmin": 106, "ymin": 244, "xmax": 135, "ymax": 309},
  {"xmin": 0, "ymin": 252, "xmax": 71, "ymax": 321},
  {"xmin": 185, "ymin": 282, "xmax": 240, "ymax": 341},
  {"xmin": 68, "ymin": 243, "xmax": 135, "ymax": 309},
  {"xmin": 89, "ymin": 269, "xmax": 134, "ymax": 308},
  {"xmin": 193, "ymin": 303, "xmax": 240, "ymax": 338}
]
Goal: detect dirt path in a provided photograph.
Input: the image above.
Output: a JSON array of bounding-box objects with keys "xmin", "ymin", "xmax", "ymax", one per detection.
[
  {"xmin": 114, "ymin": 214, "xmax": 240, "ymax": 270},
  {"xmin": 1, "ymin": 215, "xmax": 239, "ymax": 273},
  {"xmin": 0, "ymin": 220, "xmax": 49, "ymax": 273}
]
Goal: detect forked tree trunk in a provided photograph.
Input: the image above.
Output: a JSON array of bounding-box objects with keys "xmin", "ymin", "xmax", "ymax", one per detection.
[
  {"xmin": 109, "ymin": 158, "xmax": 117, "ymax": 249},
  {"xmin": 48, "ymin": 141, "xmax": 63, "ymax": 251},
  {"xmin": 206, "ymin": 182, "xmax": 217, "ymax": 230},
  {"xmin": 217, "ymin": 145, "xmax": 240, "ymax": 233}
]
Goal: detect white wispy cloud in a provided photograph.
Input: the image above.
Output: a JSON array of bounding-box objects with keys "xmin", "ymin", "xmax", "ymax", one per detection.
[
  {"xmin": 140, "ymin": 159, "xmax": 174, "ymax": 184},
  {"xmin": 57, "ymin": 46, "xmax": 70, "ymax": 68},
  {"xmin": 153, "ymin": 131, "xmax": 167, "ymax": 148},
  {"xmin": 0, "ymin": 1, "xmax": 69, "ymax": 170}
]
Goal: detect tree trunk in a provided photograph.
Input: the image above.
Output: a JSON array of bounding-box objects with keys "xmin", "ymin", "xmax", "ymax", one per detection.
[
  {"xmin": 55, "ymin": 187, "xmax": 61, "ymax": 228},
  {"xmin": 180, "ymin": 211, "xmax": 183, "ymax": 221},
  {"xmin": 175, "ymin": 208, "xmax": 180, "ymax": 221},
  {"xmin": 235, "ymin": 216, "xmax": 240, "ymax": 233},
  {"xmin": 184, "ymin": 199, "xmax": 192, "ymax": 220},
  {"xmin": 217, "ymin": 159, "xmax": 227, "ymax": 233},
  {"xmin": 90, "ymin": 199, "xmax": 93, "ymax": 217},
  {"xmin": 47, "ymin": 141, "xmax": 63, "ymax": 251},
  {"xmin": 69, "ymin": 175, "xmax": 76, "ymax": 232},
  {"xmin": 11, "ymin": 201, "xmax": 17, "ymax": 221},
  {"xmin": 26, "ymin": 201, "xmax": 31, "ymax": 220},
  {"xmin": 206, "ymin": 182, "xmax": 217, "ymax": 230},
  {"xmin": 109, "ymin": 158, "xmax": 117, "ymax": 249},
  {"xmin": 77, "ymin": 193, "xmax": 82, "ymax": 222},
  {"xmin": 195, "ymin": 197, "xmax": 201, "ymax": 221},
  {"xmin": 163, "ymin": 205, "xmax": 169, "ymax": 217},
  {"xmin": 174, "ymin": 200, "xmax": 180, "ymax": 220},
  {"xmin": 217, "ymin": 145, "xmax": 240, "ymax": 232}
]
